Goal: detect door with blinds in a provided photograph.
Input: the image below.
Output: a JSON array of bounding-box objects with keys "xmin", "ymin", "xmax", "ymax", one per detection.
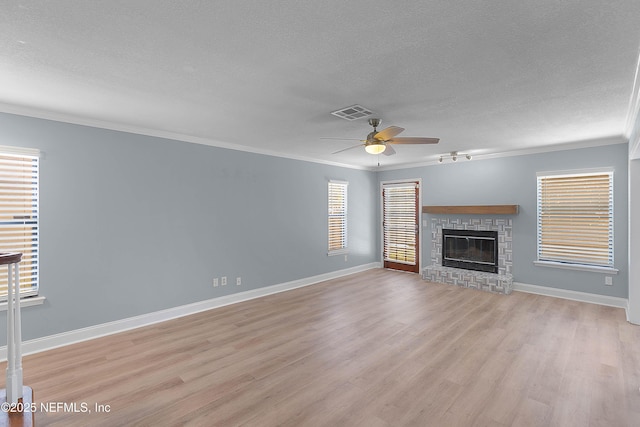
[{"xmin": 382, "ymin": 181, "xmax": 419, "ymax": 273}]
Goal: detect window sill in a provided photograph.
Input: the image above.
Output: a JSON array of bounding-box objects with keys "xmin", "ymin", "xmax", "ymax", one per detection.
[
  {"xmin": 328, "ymin": 249, "xmax": 349, "ymax": 256},
  {"xmin": 0, "ymin": 296, "xmax": 46, "ymax": 311},
  {"xmin": 534, "ymin": 261, "xmax": 618, "ymax": 275}
]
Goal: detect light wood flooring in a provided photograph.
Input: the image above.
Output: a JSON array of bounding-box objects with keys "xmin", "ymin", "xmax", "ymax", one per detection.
[{"xmin": 3, "ymin": 269, "xmax": 640, "ymax": 426}]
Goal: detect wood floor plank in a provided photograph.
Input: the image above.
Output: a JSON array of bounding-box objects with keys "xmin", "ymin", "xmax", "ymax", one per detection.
[{"xmin": 1, "ymin": 268, "xmax": 638, "ymax": 426}]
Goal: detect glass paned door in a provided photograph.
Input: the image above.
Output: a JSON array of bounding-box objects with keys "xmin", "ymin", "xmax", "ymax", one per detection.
[{"xmin": 383, "ymin": 182, "xmax": 419, "ymax": 273}]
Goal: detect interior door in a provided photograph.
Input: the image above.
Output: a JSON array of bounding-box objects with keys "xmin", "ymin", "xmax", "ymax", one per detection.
[{"xmin": 382, "ymin": 181, "xmax": 420, "ymax": 273}]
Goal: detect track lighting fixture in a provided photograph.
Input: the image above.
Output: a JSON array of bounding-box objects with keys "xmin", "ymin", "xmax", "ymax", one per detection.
[{"xmin": 438, "ymin": 151, "xmax": 472, "ymax": 163}]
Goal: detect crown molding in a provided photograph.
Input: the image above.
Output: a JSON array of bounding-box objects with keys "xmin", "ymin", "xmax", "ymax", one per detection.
[
  {"xmin": 624, "ymin": 51, "xmax": 640, "ymax": 139},
  {"xmin": 625, "ymin": 51, "xmax": 640, "ymax": 159},
  {"xmin": 375, "ymin": 135, "xmax": 628, "ymax": 172},
  {"xmin": 0, "ymin": 102, "xmax": 629, "ymax": 171},
  {"xmin": 0, "ymin": 103, "xmax": 375, "ymax": 171}
]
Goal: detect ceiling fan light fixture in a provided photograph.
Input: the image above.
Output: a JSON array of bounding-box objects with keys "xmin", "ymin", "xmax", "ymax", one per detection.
[
  {"xmin": 365, "ymin": 143, "xmax": 386, "ymax": 155},
  {"xmin": 325, "ymin": 118, "xmax": 439, "ymax": 158}
]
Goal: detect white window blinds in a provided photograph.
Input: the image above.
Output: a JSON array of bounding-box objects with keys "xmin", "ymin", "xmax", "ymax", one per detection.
[
  {"xmin": 383, "ymin": 183, "xmax": 417, "ymax": 265},
  {"xmin": 328, "ymin": 180, "xmax": 348, "ymax": 254},
  {"xmin": 0, "ymin": 147, "xmax": 39, "ymax": 300},
  {"xmin": 537, "ymin": 170, "xmax": 613, "ymax": 267}
]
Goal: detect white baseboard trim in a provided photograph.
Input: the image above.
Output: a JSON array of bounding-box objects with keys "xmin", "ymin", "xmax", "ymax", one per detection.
[
  {"xmin": 0, "ymin": 262, "xmax": 382, "ymax": 361},
  {"xmin": 513, "ymin": 282, "xmax": 629, "ymax": 310}
]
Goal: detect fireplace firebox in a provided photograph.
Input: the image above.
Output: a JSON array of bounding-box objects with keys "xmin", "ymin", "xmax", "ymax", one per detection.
[{"xmin": 442, "ymin": 229, "xmax": 499, "ymax": 273}]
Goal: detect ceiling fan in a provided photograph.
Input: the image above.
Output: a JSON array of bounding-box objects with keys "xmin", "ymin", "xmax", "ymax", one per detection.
[{"xmin": 323, "ymin": 118, "xmax": 439, "ymax": 156}]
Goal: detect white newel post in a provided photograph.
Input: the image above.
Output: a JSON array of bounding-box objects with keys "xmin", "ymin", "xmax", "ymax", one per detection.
[{"xmin": 5, "ymin": 254, "xmax": 23, "ymax": 404}]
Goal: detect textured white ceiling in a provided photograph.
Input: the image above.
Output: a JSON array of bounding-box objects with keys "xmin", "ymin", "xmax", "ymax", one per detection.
[{"xmin": 1, "ymin": 1, "xmax": 639, "ymax": 169}]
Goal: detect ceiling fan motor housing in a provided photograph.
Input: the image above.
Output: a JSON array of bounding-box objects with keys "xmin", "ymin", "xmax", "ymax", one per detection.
[{"xmin": 366, "ymin": 131, "xmax": 379, "ymax": 143}]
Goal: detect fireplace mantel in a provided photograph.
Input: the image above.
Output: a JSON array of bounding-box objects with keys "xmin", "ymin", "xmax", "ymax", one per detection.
[{"xmin": 422, "ymin": 205, "xmax": 519, "ymax": 215}]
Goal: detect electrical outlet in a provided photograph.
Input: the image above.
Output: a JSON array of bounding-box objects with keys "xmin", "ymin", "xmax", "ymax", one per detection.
[
  {"xmin": 213, "ymin": 278, "xmax": 219, "ymax": 287},
  {"xmin": 236, "ymin": 277, "xmax": 241, "ymax": 286},
  {"xmin": 605, "ymin": 276, "xmax": 613, "ymax": 286},
  {"xmin": 344, "ymin": 254, "xmax": 348, "ymax": 262},
  {"xmin": 221, "ymin": 276, "xmax": 227, "ymax": 286}
]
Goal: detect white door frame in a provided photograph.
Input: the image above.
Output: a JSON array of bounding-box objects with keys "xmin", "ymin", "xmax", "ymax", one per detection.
[{"xmin": 380, "ymin": 178, "xmax": 423, "ymax": 273}]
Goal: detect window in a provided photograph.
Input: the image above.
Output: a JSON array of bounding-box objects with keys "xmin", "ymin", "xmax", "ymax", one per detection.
[
  {"xmin": 328, "ymin": 180, "xmax": 347, "ymax": 254},
  {"xmin": 0, "ymin": 146, "xmax": 39, "ymax": 301},
  {"xmin": 536, "ymin": 169, "xmax": 613, "ymax": 269}
]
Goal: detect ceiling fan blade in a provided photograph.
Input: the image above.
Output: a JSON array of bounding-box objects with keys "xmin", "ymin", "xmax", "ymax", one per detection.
[
  {"xmin": 389, "ymin": 137, "xmax": 440, "ymax": 145},
  {"xmin": 382, "ymin": 144, "xmax": 396, "ymax": 156},
  {"xmin": 320, "ymin": 137, "xmax": 365, "ymax": 141},
  {"xmin": 331, "ymin": 143, "xmax": 364, "ymax": 154},
  {"xmin": 375, "ymin": 126, "xmax": 404, "ymax": 141}
]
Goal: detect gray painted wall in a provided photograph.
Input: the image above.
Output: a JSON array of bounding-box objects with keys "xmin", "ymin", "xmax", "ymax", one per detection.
[
  {"xmin": 0, "ymin": 113, "xmax": 379, "ymax": 341},
  {"xmin": 0, "ymin": 111, "xmax": 630, "ymax": 344},
  {"xmin": 377, "ymin": 142, "xmax": 629, "ymax": 298}
]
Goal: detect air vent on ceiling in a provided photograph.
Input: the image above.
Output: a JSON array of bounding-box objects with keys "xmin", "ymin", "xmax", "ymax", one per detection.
[{"xmin": 330, "ymin": 104, "xmax": 374, "ymax": 121}]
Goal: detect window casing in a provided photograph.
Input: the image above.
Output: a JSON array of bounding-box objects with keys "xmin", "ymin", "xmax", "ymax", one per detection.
[
  {"xmin": 536, "ymin": 169, "xmax": 613, "ymax": 268},
  {"xmin": 0, "ymin": 146, "xmax": 39, "ymax": 301},
  {"xmin": 328, "ymin": 180, "xmax": 348, "ymax": 254}
]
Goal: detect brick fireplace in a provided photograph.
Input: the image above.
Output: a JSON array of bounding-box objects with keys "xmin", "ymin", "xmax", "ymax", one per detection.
[{"xmin": 423, "ymin": 217, "xmax": 513, "ymax": 294}]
